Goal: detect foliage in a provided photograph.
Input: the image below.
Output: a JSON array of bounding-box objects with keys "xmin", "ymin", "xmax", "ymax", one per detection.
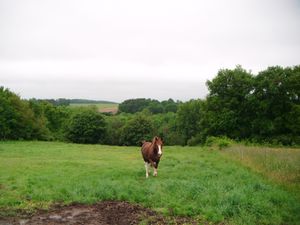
[
  {"xmin": 65, "ymin": 109, "xmax": 106, "ymax": 144},
  {"xmin": 187, "ymin": 133, "xmax": 205, "ymax": 146},
  {"xmin": 1, "ymin": 64, "xmax": 299, "ymax": 146},
  {"xmin": 205, "ymin": 136, "xmax": 234, "ymax": 149},
  {"xmin": 201, "ymin": 65, "xmax": 300, "ymax": 145},
  {"xmin": 177, "ymin": 99, "xmax": 205, "ymax": 144},
  {"xmin": 152, "ymin": 112, "xmax": 185, "ymax": 145},
  {"xmin": 121, "ymin": 114, "xmax": 154, "ymax": 146},
  {"xmin": 118, "ymin": 98, "xmax": 178, "ymax": 114},
  {"xmin": 250, "ymin": 66, "xmax": 300, "ymax": 144},
  {"xmin": 0, "ymin": 87, "xmax": 50, "ymax": 140},
  {"xmin": 0, "ymin": 141, "xmax": 299, "ymax": 225},
  {"xmin": 103, "ymin": 113, "xmax": 132, "ymax": 145},
  {"xmin": 205, "ymin": 65, "xmax": 254, "ymax": 139}
]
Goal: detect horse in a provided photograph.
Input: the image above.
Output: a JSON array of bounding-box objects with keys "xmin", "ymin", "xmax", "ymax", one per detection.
[{"xmin": 141, "ymin": 136, "xmax": 163, "ymax": 178}]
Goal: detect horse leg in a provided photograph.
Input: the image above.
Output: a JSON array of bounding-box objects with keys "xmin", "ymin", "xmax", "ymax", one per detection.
[
  {"xmin": 153, "ymin": 167, "xmax": 157, "ymax": 176},
  {"xmin": 153, "ymin": 162, "xmax": 158, "ymax": 177},
  {"xmin": 145, "ymin": 162, "xmax": 150, "ymax": 178}
]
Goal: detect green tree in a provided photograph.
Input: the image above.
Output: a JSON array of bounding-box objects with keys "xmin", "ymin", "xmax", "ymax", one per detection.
[
  {"xmin": 121, "ymin": 114, "xmax": 154, "ymax": 146},
  {"xmin": 147, "ymin": 101, "xmax": 164, "ymax": 114},
  {"xmin": 177, "ymin": 99, "xmax": 205, "ymax": 144},
  {"xmin": 251, "ymin": 66, "xmax": 300, "ymax": 144},
  {"xmin": 65, "ymin": 109, "xmax": 106, "ymax": 144},
  {"xmin": 103, "ymin": 114, "xmax": 131, "ymax": 145},
  {"xmin": 205, "ymin": 66, "xmax": 254, "ymax": 139},
  {"xmin": 0, "ymin": 87, "xmax": 49, "ymax": 140},
  {"xmin": 118, "ymin": 98, "xmax": 152, "ymax": 113}
]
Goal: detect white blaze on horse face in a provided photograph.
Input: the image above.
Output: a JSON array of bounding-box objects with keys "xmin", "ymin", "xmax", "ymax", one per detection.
[{"xmin": 158, "ymin": 145, "xmax": 162, "ymax": 155}]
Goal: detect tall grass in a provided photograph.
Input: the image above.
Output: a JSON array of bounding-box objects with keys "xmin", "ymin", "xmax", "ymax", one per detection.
[
  {"xmin": 222, "ymin": 145, "xmax": 300, "ymax": 195},
  {"xmin": 0, "ymin": 141, "xmax": 299, "ymax": 224}
]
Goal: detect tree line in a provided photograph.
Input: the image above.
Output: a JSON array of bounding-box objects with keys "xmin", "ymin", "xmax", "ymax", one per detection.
[
  {"xmin": 0, "ymin": 65, "xmax": 299, "ymax": 146},
  {"xmin": 118, "ymin": 98, "xmax": 179, "ymax": 114}
]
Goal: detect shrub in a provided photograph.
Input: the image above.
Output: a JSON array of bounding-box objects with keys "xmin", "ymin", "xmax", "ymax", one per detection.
[
  {"xmin": 205, "ymin": 136, "xmax": 233, "ymax": 149},
  {"xmin": 187, "ymin": 133, "xmax": 205, "ymax": 146},
  {"xmin": 121, "ymin": 114, "xmax": 154, "ymax": 146},
  {"xmin": 65, "ymin": 109, "xmax": 106, "ymax": 144}
]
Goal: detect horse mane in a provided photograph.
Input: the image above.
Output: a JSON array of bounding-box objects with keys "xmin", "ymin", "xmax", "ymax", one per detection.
[{"xmin": 151, "ymin": 136, "xmax": 158, "ymax": 145}]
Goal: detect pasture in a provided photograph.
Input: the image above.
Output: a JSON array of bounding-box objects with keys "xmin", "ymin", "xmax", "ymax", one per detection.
[
  {"xmin": 222, "ymin": 145, "xmax": 300, "ymax": 193},
  {"xmin": 0, "ymin": 142, "xmax": 299, "ymax": 224},
  {"xmin": 69, "ymin": 103, "xmax": 119, "ymax": 114}
]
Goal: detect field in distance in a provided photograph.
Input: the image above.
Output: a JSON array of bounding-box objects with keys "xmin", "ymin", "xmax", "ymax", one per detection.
[
  {"xmin": 69, "ymin": 103, "xmax": 119, "ymax": 114},
  {"xmin": 0, "ymin": 142, "xmax": 299, "ymax": 224}
]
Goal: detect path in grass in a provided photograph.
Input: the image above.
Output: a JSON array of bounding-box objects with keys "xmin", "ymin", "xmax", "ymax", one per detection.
[{"xmin": 0, "ymin": 142, "xmax": 299, "ymax": 224}]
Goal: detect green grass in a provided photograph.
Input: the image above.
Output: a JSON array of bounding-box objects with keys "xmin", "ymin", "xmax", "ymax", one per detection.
[
  {"xmin": 0, "ymin": 142, "xmax": 299, "ymax": 224},
  {"xmin": 222, "ymin": 145, "xmax": 300, "ymax": 194}
]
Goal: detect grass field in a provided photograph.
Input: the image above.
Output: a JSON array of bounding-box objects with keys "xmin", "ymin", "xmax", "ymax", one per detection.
[
  {"xmin": 69, "ymin": 103, "xmax": 119, "ymax": 114},
  {"xmin": 0, "ymin": 142, "xmax": 299, "ymax": 224},
  {"xmin": 222, "ymin": 145, "xmax": 300, "ymax": 194}
]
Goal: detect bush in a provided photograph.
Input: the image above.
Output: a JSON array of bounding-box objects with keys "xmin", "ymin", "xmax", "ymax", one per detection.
[
  {"xmin": 164, "ymin": 131, "xmax": 185, "ymax": 146},
  {"xmin": 65, "ymin": 109, "xmax": 106, "ymax": 144},
  {"xmin": 121, "ymin": 114, "xmax": 154, "ymax": 146},
  {"xmin": 187, "ymin": 133, "xmax": 205, "ymax": 146},
  {"xmin": 205, "ymin": 136, "xmax": 233, "ymax": 149},
  {"xmin": 103, "ymin": 115, "xmax": 129, "ymax": 145}
]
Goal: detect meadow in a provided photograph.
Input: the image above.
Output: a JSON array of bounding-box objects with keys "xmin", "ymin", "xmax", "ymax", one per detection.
[
  {"xmin": 69, "ymin": 103, "xmax": 118, "ymax": 114},
  {"xmin": 0, "ymin": 141, "xmax": 299, "ymax": 225},
  {"xmin": 222, "ymin": 145, "xmax": 300, "ymax": 194}
]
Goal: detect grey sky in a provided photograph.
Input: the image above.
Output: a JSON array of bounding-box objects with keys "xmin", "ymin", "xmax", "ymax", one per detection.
[{"xmin": 1, "ymin": 0, "xmax": 299, "ymax": 102}]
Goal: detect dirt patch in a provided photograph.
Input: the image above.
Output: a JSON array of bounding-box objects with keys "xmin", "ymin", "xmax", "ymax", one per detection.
[
  {"xmin": 0, "ymin": 200, "xmax": 200, "ymax": 225},
  {"xmin": 98, "ymin": 107, "xmax": 118, "ymax": 114}
]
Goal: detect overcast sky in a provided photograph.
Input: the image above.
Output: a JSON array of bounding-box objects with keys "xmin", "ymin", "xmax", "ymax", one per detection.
[{"xmin": 0, "ymin": 0, "xmax": 299, "ymax": 102}]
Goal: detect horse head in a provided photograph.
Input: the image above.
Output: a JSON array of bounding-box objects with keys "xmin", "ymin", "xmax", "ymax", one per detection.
[{"xmin": 152, "ymin": 136, "xmax": 163, "ymax": 156}]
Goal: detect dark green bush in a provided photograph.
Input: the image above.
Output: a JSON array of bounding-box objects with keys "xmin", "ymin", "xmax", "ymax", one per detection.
[
  {"xmin": 65, "ymin": 109, "xmax": 106, "ymax": 144},
  {"xmin": 121, "ymin": 114, "xmax": 154, "ymax": 146},
  {"xmin": 187, "ymin": 133, "xmax": 205, "ymax": 146}
]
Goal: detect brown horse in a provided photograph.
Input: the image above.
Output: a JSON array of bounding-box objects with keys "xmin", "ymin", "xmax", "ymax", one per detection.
[{"xmin": 141, "ymin": 136, "xmax": 163, "ymax": 178}]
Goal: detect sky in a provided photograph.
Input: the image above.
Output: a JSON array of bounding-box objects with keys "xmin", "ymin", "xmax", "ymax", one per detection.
[{"xmin": 0, "ymin": 0, "xmax": 300, "ymax": 102}]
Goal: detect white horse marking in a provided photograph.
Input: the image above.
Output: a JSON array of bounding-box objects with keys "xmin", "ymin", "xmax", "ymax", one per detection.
[
  {"xmin": 145, "ymin": 162, "xmax": 150, "ymax": 178},
  {"xmin": 158, "ymin": 145, "xmax": 162, "ymax": 155}
]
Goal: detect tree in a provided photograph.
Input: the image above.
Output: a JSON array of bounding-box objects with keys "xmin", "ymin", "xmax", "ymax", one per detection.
[
  {"xmin": 118, "ymin": 98, "xmax": 152, "ymax": 113},
  {"xmin": 147, "ymin": 101, "xmax": 164, "ymax": 114},
  {"xmin": 205, "ymin": 66, "xmax": 254, "ymax": 139},
  {"xmin": 65, "ymin": 109, "xmax": 106, "ymax": 144},
  {"xmin": 251, "ymin": 66, "xmax": 300, "ymax": 144},
  {"xmin": 0, "ymin": 87, "xmax": 49, "ymax": 140},
  {"xmin": 162, "ymin": 98, "xmax": 178, "ymax": 113},
  {"xmin": 121, "ymin": 114, "xmax": 154, "ymax": 146},
  {"xmin": 177, "ymin": 99, "xmax": 205, "ymax": 144},
  {"xmin": 103, "ymin": 114, "xmax": 130, "ymax": 145}
]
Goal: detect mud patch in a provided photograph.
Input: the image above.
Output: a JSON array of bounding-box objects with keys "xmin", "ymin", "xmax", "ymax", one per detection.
[{"xmin": 0, "ymin": 200, "xmax": 200, "ymax": 225}]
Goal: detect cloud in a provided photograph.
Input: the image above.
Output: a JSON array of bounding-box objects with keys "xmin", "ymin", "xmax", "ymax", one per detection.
[{"xmin": 0, "ymin": 0, "xmax": 299, "ymax": 101}]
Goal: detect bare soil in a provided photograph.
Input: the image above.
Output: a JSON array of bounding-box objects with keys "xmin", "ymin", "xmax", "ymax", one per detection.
[{"xmin": 0, "ymin": 201, "xmax": 200, "ymax": 225}]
